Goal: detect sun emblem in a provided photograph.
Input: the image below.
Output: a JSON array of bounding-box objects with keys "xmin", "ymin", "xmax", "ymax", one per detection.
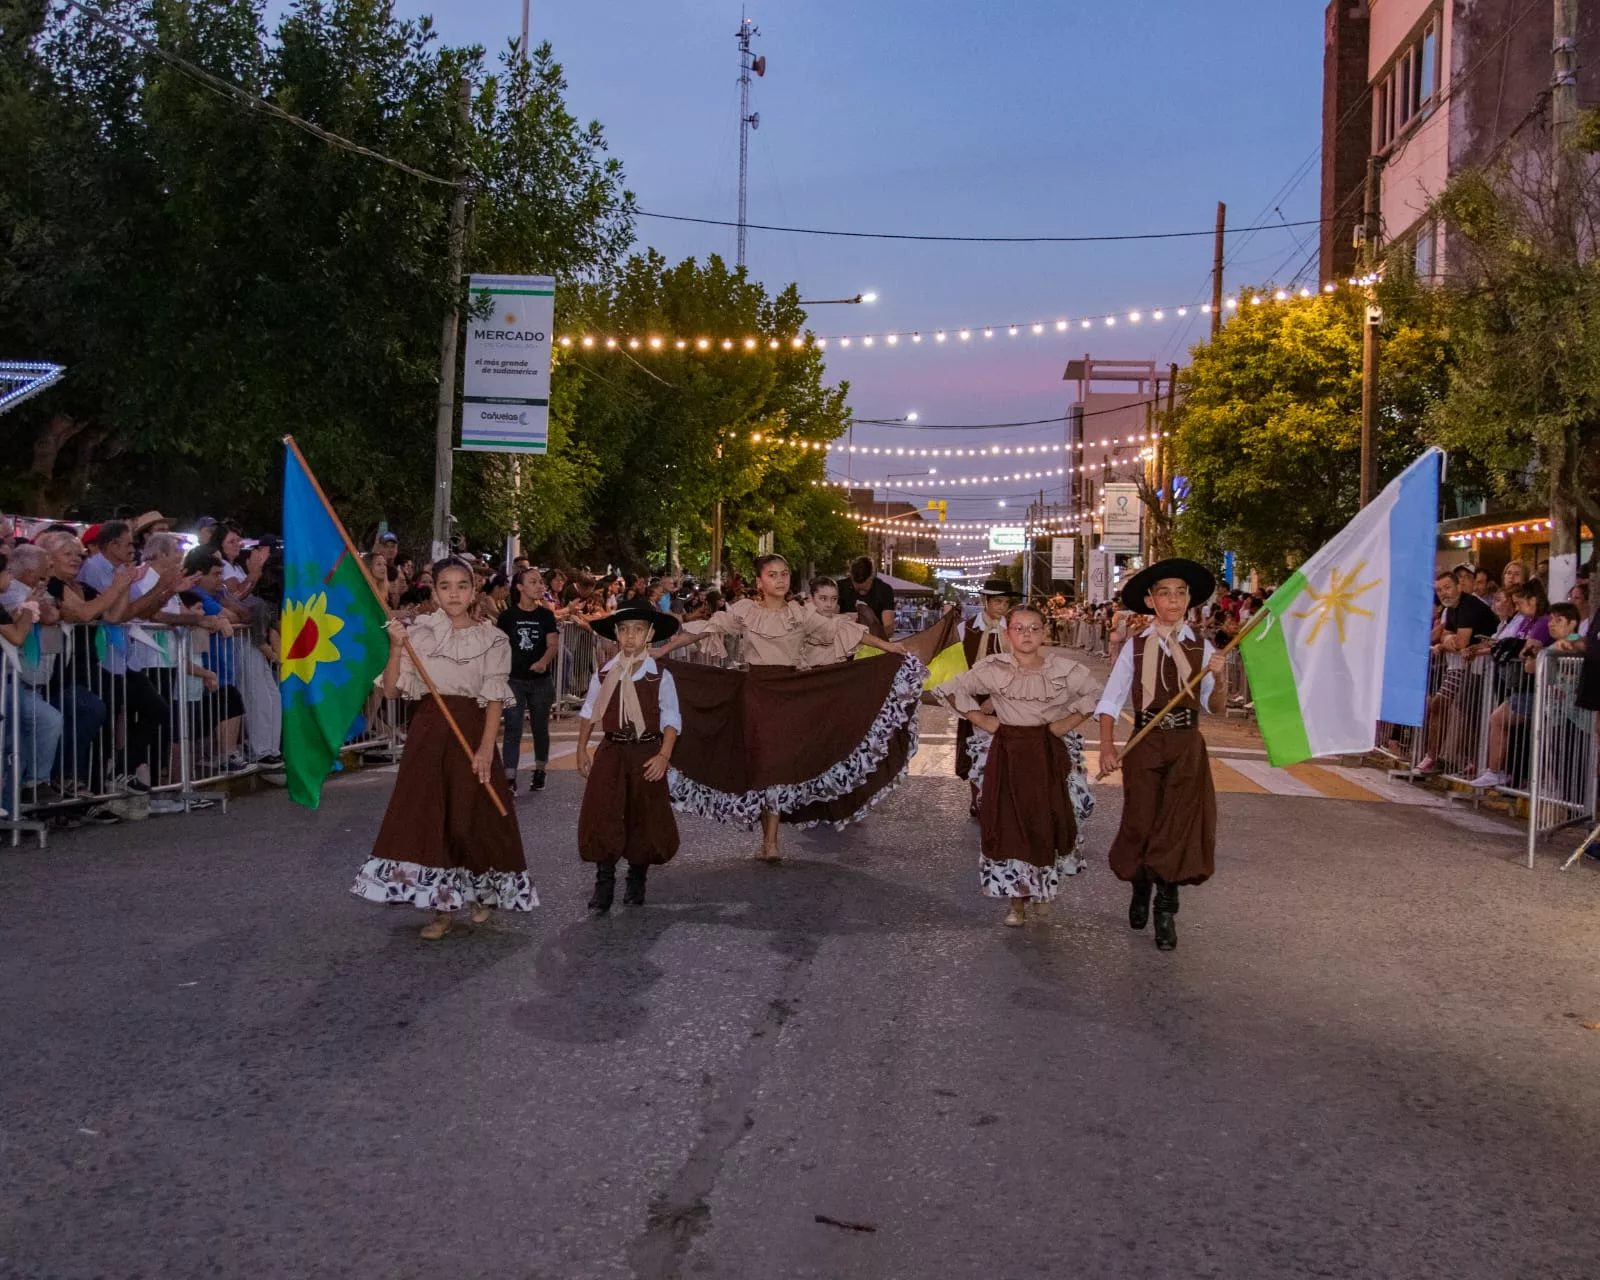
[
  {"xmin": 1289, "ymin": 560, "xmax": 1382, "ymax": 644},
  {"xmin": 280, "ymin": 592, "xmax": 346, "ymax": 684},
  {"xmin": 504, "ymin": 312, "xmax": 517, "ymax": 325}
]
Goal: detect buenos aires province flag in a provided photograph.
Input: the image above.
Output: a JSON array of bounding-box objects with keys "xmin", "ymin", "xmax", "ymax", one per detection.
[{"xmin": 1239, "ymin": 448, "xmax": 1440, "ymax": 767}]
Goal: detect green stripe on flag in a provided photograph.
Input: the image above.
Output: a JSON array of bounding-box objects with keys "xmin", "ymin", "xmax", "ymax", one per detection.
[{"xmin": 1240, "ymin": 570, "xmax": 1313, "ymax": 767}]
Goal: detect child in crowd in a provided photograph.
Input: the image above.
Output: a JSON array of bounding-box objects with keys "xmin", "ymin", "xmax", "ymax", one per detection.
[
  {"xmin": 576, "ymin": 604, "xmax": 682, "ymax": 912},
  {"xmin": 800, "ymin": 576, "xmax": 869, "ymax": 668}
]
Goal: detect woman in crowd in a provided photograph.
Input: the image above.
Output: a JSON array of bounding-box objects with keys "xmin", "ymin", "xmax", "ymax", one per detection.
[
  {"xmin": 351, "ymin": 556, "xmax": 536, "ymax": 939},
  {"xmin": 1469, "ymin": 583, "xmax": 1551, "ymax": 790},
  {"xmin": 933, "ymin": 604, "xmax": 1101, "ymax": 927},
  {"xmin": 654, "ymin": 553, "xmax": 919, "ymax": 862}
]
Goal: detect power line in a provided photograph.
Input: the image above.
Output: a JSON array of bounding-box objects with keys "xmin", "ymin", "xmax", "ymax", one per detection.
[
  {"xmin": 61, "ymin": 0, "xmax": 465, "ymax": 188},
  {"xmin": 637, "ymin": 209, "xmax": 1327, "ymax": 245},
  {"xmin": 856, "ymin": 397, "xmax": 1163, "ymax": 432}
]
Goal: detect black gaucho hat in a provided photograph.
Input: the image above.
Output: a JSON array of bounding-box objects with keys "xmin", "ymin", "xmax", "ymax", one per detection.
[
  {"xmin": 1119, "ymin": 558, "xmax": 1216, "ymax": 613},
  {"xmin": 590, "ymin": 605, "xmax": 681, "ymax": 643},
  {"xmin": 977, "ymin": 577, "xmax": 1016, "ymax": 598}
]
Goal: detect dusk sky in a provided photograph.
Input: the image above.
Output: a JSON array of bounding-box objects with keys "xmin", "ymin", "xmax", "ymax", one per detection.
[{"xmin": 317, "ymin": 1, "xmax": 1328, "ymax": 514}]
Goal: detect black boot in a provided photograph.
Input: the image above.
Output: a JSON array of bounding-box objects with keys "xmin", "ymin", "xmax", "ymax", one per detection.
[
  {"xmin": 1153, "ymin": 880, "xmax": 1179, "ymax": 951},
  {"xmin": 623, "ymin": 863, "xmax": 648, "ymax": 907},
  {"xmin": 588, "ymin": 860, "xmax": 617, "ymax": 914},
  {"xmin": 1128, "ymin": 876, "xmax": 1153, "ymax": 931}
]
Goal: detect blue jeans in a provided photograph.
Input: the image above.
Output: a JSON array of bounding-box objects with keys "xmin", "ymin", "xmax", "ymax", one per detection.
[
  {"xmin": 3, "ymin": 686, "xmax": 63, "ymax": 797},
  {"xmin": 502, "ymin": 675, "xmax": 555, "ymax": 773}
]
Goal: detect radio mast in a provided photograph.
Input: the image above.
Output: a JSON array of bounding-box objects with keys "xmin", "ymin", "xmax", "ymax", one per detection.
[{"xmin": 735, "ymin": 12, "xmax": 764, "ymax": 268}]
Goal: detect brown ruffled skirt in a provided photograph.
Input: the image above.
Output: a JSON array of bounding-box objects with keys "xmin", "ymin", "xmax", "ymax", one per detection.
[
  {"xmin": 980, "ymin": 724, "xmax": 1078, "ymax": 868},
  {"xmin": 665, "ymin": 653, "xmax": 923, "ymax": 829},
  {"xmin": 350, "ymin": 696, "xmax": 537, "ymax": 911},
  {"xmin": 578, "ymin": 739, "xmax": 680, "ymax": 866}
]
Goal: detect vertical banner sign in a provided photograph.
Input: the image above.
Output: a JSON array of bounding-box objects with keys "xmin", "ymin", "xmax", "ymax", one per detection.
[
  {"xmin": 461, "ymin": 274, "xmax": 554, "ymax": 454},
  {"xmin": 1050, "ymin": 537, "xmax": 1075, "ymax": 582},
  {"xmin": 1088, "ymin": 550, "xmax": 1112, "ymax": 603},
  {"xmin": 1101, "ymin": 482, "xmax": 1142, "ymax": 553}
]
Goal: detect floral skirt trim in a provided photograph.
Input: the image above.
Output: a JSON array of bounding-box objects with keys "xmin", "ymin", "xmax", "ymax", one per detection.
[
  {"xmin": 668, "ymin": 655, "xmax": 925, "ymax": 831},
  {"xmin": 968, "ymin": 727, "xmax": 1094, "ymax": 899},
  {"xmin": 350, "ymin": 858, "xmax": 540, "ymax": 912},
  {"xmin": 966, "ymin": 726, "xmax": 1096, "ymax": 849},
  {"xmin": 980, "ymin": 851, "xmax": 1086, "ymax": 901}
]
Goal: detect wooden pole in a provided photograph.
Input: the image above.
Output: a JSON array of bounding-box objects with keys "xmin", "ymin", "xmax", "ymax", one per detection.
[
  {"xmin": 1096, "ymin": 610, "xmax": 1267, "ymax": 780},
  {"xmin": 283, "ymin": 435, "xmax": 508, "ymax": 817},
  {"xmin": 1210, "ymin": 202, "xmax": 1226, "ymax": 339}
]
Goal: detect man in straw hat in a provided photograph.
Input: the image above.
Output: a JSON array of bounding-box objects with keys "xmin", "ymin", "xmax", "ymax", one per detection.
[
  {"xmin": 576, "ymin": 603, "xmax": 683, "ymax": 913},
  {"xmin": 954, "ymin": 577, "xmax": 1015, "ymax": 816},
  {"xmin": 1093, "ymin": 558, "xmax": 1226, "ymax": 952}
]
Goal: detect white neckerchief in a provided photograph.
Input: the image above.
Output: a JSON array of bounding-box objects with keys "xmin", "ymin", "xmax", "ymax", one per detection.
[
  {"xmin": 593, "ymin": 652, "xmax": 651, "ymax": 737},
  {"xmin": 1141, "ymin": 622, "xmax": 1193, "ymax": 712}
]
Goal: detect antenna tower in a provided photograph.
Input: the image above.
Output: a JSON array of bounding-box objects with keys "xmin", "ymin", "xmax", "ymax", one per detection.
[{"xmin": 735, "ymin": 12, "xmax": 764, "ymax": 267}]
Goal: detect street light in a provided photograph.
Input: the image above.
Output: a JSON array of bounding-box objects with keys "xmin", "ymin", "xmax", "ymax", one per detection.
[{"xmin": 798, "ymin": 292, "xmax": 878, "ymax": 305}]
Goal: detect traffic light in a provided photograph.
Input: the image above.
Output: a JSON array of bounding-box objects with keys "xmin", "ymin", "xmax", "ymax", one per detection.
[{"xmin": 929, "ymin": 499, "xmax": 947, "ymax": 523}]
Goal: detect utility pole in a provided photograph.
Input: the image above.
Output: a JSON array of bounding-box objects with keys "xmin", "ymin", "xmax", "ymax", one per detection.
[
  {"xmin": 1549, "ymin": 0, "xmax": 1581, "ymax": 598},
  {"xmin": 520, "ymin": 0, "xmax": 529, "ymax": 56},
  {"xmin": 1210, "ymin": 202, "xmax": 1226, "ymax": 339},
  {"xmin": 735, "ymin": 12, "xmax": 763, "ymax": 268},
  {"xmin": 430, "ymin": 77, "xmax": 473, "ymax": 562},
  {"xmin": 1359, "ymin": 154, "xmax": 1384, "ymax": 508}
]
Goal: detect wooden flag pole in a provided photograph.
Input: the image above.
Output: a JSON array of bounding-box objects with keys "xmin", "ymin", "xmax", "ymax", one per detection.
[
  {"xmin": 1096, "ymin": 610, "xmax": 1268, "ymax": 780},
  {"xmin": 282, "ymin": 436, "xmax": 508, "ymax": 818}
]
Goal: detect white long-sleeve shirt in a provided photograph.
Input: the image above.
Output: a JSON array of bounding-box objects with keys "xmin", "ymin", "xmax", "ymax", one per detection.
[
  {"xmin": 579, "ymin": 655, "xmax": 682, "ymax": 733},
  {"xmin": 1093, "ymin": 622, "xmax": 1216, "ymax": 722}
]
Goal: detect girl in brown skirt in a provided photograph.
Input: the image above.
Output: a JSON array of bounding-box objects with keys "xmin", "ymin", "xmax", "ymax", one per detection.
[
  {"xmin": 576, "ymin": 605, "xmax": 682, "ymax": 912},
  {"xmin": 653, "ymin": 554, "xmax": 919, "ymax": 862},
  {"xmin": 934, "ymin": 604, "xmax": 1102, "ymax": 927},
  {"xmin": 351, "ymin": 557, "xmax": 537, "ymax": 939}
]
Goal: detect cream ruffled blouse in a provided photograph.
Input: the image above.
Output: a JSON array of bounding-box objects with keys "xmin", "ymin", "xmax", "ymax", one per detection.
[
  {"xmin": 394, "ymin": 609, "xmax": 514, "ymax": 706},
  {"xmin": 698, "ymin": 598, "xmax": 862, "ymax": 667},
  {"xmin": 935, "ymin": 649, "xmax": 1101, "ymax": 726}
]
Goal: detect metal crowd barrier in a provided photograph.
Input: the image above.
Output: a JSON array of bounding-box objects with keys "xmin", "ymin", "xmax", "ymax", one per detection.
[
  {"xmin": 0, "ymin": 615, "xmax": 411, "ymax": 840},
  {"xmin": 1523, "ymin": 650, "xmax": 1596, "ymax": 867},
  {"xmin": 1222, "ymin": 648, "xmax": 1254, "ymax": 719}
]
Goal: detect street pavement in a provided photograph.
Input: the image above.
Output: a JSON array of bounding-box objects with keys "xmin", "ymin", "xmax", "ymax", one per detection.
[{"xmin": 3, "ymin": 703, "xmax": 1599, "ymax": 1280}]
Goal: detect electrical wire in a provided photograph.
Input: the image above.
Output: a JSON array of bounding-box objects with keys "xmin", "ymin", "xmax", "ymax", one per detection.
[{"xmin": 636, "ymin": 209, "xmax": 1328, "ymax": 245}]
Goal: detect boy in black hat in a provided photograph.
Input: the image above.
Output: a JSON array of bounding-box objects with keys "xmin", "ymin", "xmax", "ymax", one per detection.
[
  {"xmin": 575, "ymin": 605, "xmax": 683, "ymax": 912},
  {"xmin": 1093, "ymin": 559, "xmax": 1226, "ymax": 952},
  {"xmin": 953, "ymin": 577, "xmax": 1015, "ymax": 815}
]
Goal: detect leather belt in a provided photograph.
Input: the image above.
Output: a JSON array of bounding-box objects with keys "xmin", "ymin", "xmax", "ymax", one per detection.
[
  {"xmin": 1134, "ymin": 707, "xmax": 1198, "ymax": 732},
  {"xmin": 605, "ymin": 732, "xmax": 662, "ymax": 744}
]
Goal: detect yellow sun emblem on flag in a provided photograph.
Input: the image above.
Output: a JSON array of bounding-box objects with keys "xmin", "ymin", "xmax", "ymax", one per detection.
[
  {"xmin": 280, "ymin": 592, "xmax": 346, "ymax": 683},
  {"xmin": 1290, "ymin": 560, "xmax": 1382, "ymax": 644}
]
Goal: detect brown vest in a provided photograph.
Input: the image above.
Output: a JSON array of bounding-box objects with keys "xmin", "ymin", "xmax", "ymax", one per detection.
[
  {"xmin": 962, "ymin": 621, "xmax": 1006, "ymax": 667},
  {"xmin": 1129, "ymin": 629, "xmax": 1203, "ymax": 716},
  {"xmin": 601, "ymin": 669, "xmax": 663, "ymax": 738}
]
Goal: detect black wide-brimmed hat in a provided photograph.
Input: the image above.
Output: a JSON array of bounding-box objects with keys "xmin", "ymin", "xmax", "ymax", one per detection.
[
  {"xmin": 590, "ymin": 605, "xmax": 681, "ymax": 643},
  {"xmin": 1119, "ymin": 558, "xmax": 1216, "ymax": 613},
  {"xmin": 978, "ymin": 577, "xmax": 1016, "ymax": 598}
]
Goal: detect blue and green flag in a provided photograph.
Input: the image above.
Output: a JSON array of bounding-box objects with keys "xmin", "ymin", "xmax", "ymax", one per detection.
[{"xmin": 279, "ymin": 444, "xmax": 389, "ymax": 808}]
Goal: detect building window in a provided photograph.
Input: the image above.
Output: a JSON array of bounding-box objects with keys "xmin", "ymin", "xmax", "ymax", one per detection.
[
  {"xmin": 1414, "ymin": 221, "xmax": 1436, "ymax": 280},
  {"xmin": 1375, "ymin": 14, "xmax": 1440, "ymax": 151}
]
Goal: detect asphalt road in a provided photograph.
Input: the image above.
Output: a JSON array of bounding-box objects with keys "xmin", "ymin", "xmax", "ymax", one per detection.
[{"xmin": 3, "ymin": 744, "xmax": 1598, "ymax": 1280}]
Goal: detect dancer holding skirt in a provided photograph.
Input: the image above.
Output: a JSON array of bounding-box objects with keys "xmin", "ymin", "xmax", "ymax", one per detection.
[
  {"xmin": 654, "ymin": 554, "xmax": 922, "ymax": 861},
  {"xmin": 934, "ymin": 604, "xmax": 1102, "ymax": 927},
  {"xmin": 351, "ymin": 557, "xmax": 537, "ymax": 938}
]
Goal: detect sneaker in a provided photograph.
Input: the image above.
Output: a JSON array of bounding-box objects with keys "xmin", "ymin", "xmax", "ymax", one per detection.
[
  {"xmin": 224, "ymin": 753, "xmax": 251, "ymax": 773},
  {"xmin": 1468, "ymin": 769, "xmax": 1508, "ymax": 790},
  {"xmin": 115, "ymin": 772, "xmax": 151, "ymax": 794},
  {"xmin": 149, "ymin": 794, "xmax": 187, "ymax": 815},
  {"xmin": 256, "ymin": 752, "xmax": 283, "ymax": 766},
  {"xmin": 507, "ymin": 775, "xmax": 519, "ymax": 796},
  {"xmin": 107, "ymin": 792, "xmax": 150, "ymax": 822},
  {"xmin": 1416, "ymin": 755, "xmax": 1439, "ymax": 774},
  {"xmin": 82, "ymin": 804, "xmax": 121, "ymax": 825},
  {"xmin": 531, "ymin": 768, "xmax": 547, "ymax": 792}
]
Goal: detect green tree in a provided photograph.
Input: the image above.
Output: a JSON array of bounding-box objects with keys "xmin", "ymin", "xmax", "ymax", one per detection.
[
  {"xmin": 1168, "ymin": 280, "xmax": 1450, "ymax": 578},
  {"xmin": 0, "ymin": 0, "xmax": 631, "ymax": 537},
  {"xmin": 490, "ymin": 250, "xmax": 859, "ymax": 574},
  {"xmin": 1427, "ymin": 139, "xmax": 1600, "ymax": 575}
]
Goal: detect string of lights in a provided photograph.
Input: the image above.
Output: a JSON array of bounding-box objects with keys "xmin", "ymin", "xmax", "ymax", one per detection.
[
  {"xmin": 849, "ymin": 513, "xmax": 1086, "ymax": 534},
  {"xmin": 556, "ymin": 284, "xmax": 1353, "ymax": 354},
  {"xmin": 816, "ymin": 452, "xmax": 1156, "ymax": 490},
  {"xmin": 736, "ymin": 428, "xmax": 1170, "ymax": 456}
]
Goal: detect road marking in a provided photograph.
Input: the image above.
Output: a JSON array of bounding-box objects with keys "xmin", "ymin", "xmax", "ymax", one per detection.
[
  {"xmin": 1285, "ymin": 762, "xmax": 1384, "ymax": 802},
  {"xmin": 1224, "ymin": 758, "xmax": 1324, "ymax": 797}
]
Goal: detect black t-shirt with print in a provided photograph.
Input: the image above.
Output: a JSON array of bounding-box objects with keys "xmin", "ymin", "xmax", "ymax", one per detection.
[
  {"xmin": 497, "ymin": 604, "xmax": 558, "ymax": 679},
  {"xmin": 837, "ymin": 576, "xmax": 895, "ymax": 622}
]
